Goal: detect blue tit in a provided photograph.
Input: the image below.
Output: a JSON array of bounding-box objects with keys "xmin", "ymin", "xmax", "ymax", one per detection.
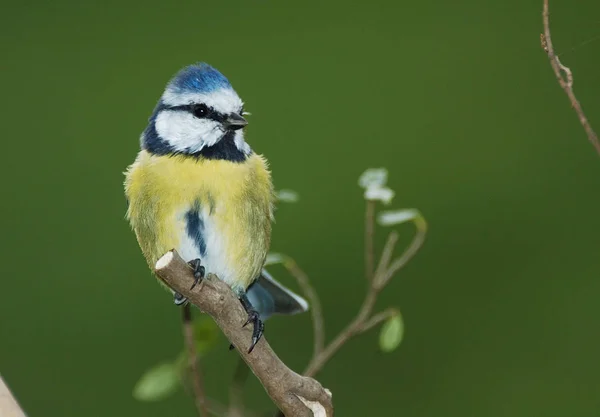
[{"xmin": 124, "ymin": 62, "xmax": 308, "ymax": 352}]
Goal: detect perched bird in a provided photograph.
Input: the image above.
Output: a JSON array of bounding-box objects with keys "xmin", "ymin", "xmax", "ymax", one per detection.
[{"xmin": 124, "ymin": 63, "xmax": 308, "ymax": 352}]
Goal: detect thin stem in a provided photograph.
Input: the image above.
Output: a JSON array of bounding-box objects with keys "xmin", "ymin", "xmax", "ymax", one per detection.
[
  {"xmin": 303, "ymin": 215, "xmax": 427, "ymax": 378},
  {"xmin": 379, "ymin": 216, "xmax": 427, "ymax": 287},
  {"xmin": 373, "ymin": 231, "xmax": 399, "ymax": 287},
  {"xmin": 182, "ymin": 304, "xmax": 210, "ymax": 417},
  {"xmin": 361, "ymin": 308, "xmax": 399, "ymax": 333},
  {"xmin": 303, "ymin": 288, "xmax": 379, "ymax": 378},
  {"xmin": 542, "ymin": 0, "xmax": 600, "ymax": 156},
  {"xmin": 228, "ymin": 358, "xmax": 250, "ymax": 417},
  {"xmin": 285, "ymin": 259, "xmax": 325, "ymax": 356},
  {"xmin": 365, "ymin": 200, "xmax": 376, "ymax": 282}
]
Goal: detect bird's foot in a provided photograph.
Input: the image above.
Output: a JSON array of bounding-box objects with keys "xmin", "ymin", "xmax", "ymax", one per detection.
[
  {"xmin": 173, "ymin": 292, "xmax": 188, "ymax": 305},
  {"xmin": 243, "ymin": 310, "xmax": 264, "ymax": 353},
  {"xmin": 240, "ymin": 295, "xmax": 264, "ymax": 353},
  {"xmin": 173, "ymin": 258, "xmax": 205, "ymax": 305},
  {"xmin": 188, "ymin": 258, "xmax": 205, "ymax": 291}
]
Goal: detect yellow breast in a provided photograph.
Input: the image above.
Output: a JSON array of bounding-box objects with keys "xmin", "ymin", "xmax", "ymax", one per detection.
[{"xmin": 124, "ymin": 150, "xmax": 274, "ymax": 292}]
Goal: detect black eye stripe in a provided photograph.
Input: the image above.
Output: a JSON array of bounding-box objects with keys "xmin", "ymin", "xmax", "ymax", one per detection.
[{"xmin": 167, "ymin": 104, "xmax": 227, "ymax": 123}]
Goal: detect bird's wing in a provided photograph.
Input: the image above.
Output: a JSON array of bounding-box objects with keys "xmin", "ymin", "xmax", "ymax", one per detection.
[{"xmin": 245, "ymin": 269, "xmax": 309, "ymax": 319}]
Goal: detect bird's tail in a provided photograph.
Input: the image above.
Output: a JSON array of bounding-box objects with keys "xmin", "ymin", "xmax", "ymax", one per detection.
[{"xmin": 245, "ymin": 269, "xmax": 309, "ymax": 320}]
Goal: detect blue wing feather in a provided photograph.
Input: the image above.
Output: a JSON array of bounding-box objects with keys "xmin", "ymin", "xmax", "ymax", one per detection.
[{"xmin": 246, "ymin": 269, "xmax": 309, "ymax": 319}]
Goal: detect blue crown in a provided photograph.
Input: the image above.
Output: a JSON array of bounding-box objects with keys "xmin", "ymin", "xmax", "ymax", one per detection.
[{"xmin": 167, "ymin": 63, "xmax": 232, "ymax": 94}]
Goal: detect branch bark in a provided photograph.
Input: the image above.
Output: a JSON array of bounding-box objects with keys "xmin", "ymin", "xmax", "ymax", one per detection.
[
  {"xmin": 155, "ymin": 250, "xmax": 333, "ymax": 417},
  {"xmin": 0, "ymin": 376, "xmax": 26, "ymax": 417},
  {"xmin": 541, "ymin": 0, "xmax": 600, "ymax": 156}
]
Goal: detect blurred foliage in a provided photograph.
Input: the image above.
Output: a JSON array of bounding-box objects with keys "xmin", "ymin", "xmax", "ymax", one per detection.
[
  {"xmin": 379, "ymin": 313, "xmax": 404, "ymax": 353},
  {"xmin": 378, "ymin": 209, "xmax": 423, "ymax": 227},
  {"xmin": 133, "ymin": 362, "xmax": 181, "ymax": 402},
  {"xmin": 1, "ymin": 0, "xmax": 600, "ymax": 416},
  {"xmin": 133, "ymin": 316, "xmax": 220, "ymax": 402},
  {"xmin": 193, "ymin": 317, "xmax": 221, "ymax": 356}
]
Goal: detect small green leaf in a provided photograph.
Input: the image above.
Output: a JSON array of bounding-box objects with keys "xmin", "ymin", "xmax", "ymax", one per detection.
[
  {"xmin": 194, "ymin": 316, "xmax": 220, "ymax": 355},
  {"xmin": 379, "ymin": 313, "xmax": 404, "ymax": 352},
  {"xmin": 133, "ymin": 362, "xmax": 180, "ymax": 401}
]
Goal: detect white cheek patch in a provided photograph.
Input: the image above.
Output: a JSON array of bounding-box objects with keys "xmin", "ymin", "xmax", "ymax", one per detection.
[
  {"xmin": 162, "ymin": 88, "xmax": 244, "ymax": 115},
  {"xmin": 234, "ymin": 131, "xmax": 252, "ymax": 155},
  {"xmin": 155, "ymin": 110, "xmax": 223, "ymax": 153}
]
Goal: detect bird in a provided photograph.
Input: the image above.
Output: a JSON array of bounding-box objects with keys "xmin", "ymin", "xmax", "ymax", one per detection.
[{"xmin": 124, "ymin": 62, "xmax": 308, "ymax": 352}]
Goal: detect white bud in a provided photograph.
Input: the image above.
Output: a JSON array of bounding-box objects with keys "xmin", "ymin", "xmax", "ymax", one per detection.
[
  {"xmin": 377, "ymin": 209, "xmax": 419, "ymax": 226},
  {"xmin": 358, "ymin": 168, "xmax": 388, "ymax": 189},
  {"xmin": 364, "ymin": 185, "xmax": 395, "ymax": 205},
  {"xmin": 276, "ymin": 189, "xmax": 299, "ymax": 203}
]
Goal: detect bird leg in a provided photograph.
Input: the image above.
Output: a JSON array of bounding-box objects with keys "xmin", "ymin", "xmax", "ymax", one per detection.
[
  {"xmin": 239, "ymin": 294, "xmax": 264, "ymax": 353},
  {"xmin": 173, "ymin": 292, "xmax": 188, "ymax": 305},
  {"xmin": 188, "ymin": 258, "xmax": 206, "ymax": 290},
  {"xmin": 172, "ymin": 258, "xmax": 205, "ymax": 305}
]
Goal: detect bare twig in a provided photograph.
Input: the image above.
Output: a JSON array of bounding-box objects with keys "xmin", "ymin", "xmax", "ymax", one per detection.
[
  {"xmin": 361, "ymin": 307, "xmax": 400, "ymax": 333},
  {"xmin": 303, "ymin": 289, "xmax": 378, "ymax": 378},
  {"xmin": 182, "ymin": 304, "xmax": 210, "ymax": 417},
  {"xmin": 284, "ymin": 259, "xmax": 325, "ymax": 357},
  {"xmin": 376, "ymin": 217, "xmax": 427, "ymax": 289},
  {"xmin": 303, "ymin": 208, "xmax": 426, "ymax": 379},
  {"xmin": 228, "ymin": 359, "xmax": 250, "ymax": 417},
  {"xmin": 365, "ymin": 200, "xmax": 376, "ymax": 281},
  {"xmin": 155, "ymin": 250, "xmax": 333, "ymax": 417},
  {"xmin": 0, "ymin": 376, "xmax": 26, "ymax": 417},
  {"xmin": 373, "ymin": 231, "xmax": 399, "ymax": 286},
  {"xmin": 541, "ymin": 0, "xmax": 600, "ymax": 156}
]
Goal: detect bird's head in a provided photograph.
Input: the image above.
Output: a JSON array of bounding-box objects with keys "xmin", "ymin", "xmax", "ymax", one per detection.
[{"xmin": 142, "ymin": 63, "xmax": 251, "ymax": 160}]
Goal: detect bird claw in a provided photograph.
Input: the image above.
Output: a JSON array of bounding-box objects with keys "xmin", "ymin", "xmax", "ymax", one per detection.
[
  {"xmin": 173, "ymin": 292, "xmax": 188, "ymax": 305},
  {"xmin": 238, "ymin": 294, "xmax": 264, "ymax": 353},
  {"xmin": 243, "ymin": 310, "xmax": 258, "ymax": 328},
  {"xmin": 188, "ymin": 258, "xmax": 205, "ymax": 290},
  {"xmin": 243, "ymin": 309, "xmax": 264, "ymax": 353}
]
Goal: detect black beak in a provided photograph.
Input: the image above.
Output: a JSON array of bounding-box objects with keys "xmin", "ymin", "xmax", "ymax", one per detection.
[{"xmin": 225, "ymin": 113, "xmax": 248, "ymax": 131}]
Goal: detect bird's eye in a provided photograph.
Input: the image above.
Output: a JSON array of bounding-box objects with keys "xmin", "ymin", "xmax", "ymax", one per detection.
[{"xmin": 192, "ymin": 104, "xmax": 210, "ymax": 118}]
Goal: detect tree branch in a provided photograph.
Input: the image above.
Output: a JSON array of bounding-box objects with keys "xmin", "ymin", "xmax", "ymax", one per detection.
[
  {"xmin": 541, "ymin": 0, "xmax": 600, "ymax": 156},
  {"xmin": 155, "ymin": 250, "xmax": 333, "ymax": 417},
  {"xmin": 0, "ymin": 376, "xmax": 26, "ymax": 417}
]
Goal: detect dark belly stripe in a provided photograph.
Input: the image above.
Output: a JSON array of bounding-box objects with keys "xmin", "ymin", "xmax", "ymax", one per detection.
[{"xmin": 185, "ymin": 202, "xmax": 207, "ymax": 257}]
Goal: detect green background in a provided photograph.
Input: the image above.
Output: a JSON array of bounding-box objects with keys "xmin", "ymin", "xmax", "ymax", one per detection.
[{"xmin": 2, "ymin": 0, "xmax": 599, "ymax": 416}]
